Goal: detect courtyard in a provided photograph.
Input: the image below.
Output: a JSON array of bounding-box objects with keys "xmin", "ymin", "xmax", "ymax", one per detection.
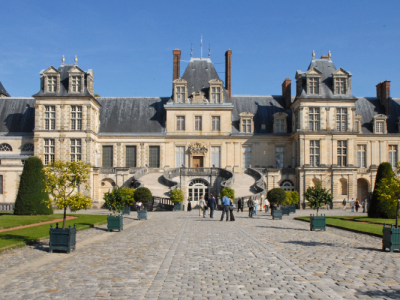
[{"xmin": 0, "ymin": 209, "xmax": 399, "ymax": 299}]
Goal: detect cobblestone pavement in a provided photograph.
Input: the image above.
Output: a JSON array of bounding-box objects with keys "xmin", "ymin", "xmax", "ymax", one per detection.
[{"xmin": 0, "ymin": 210, "xmax": 400, "ymax": 299}]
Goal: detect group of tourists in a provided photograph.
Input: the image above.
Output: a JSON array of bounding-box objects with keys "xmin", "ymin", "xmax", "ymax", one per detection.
[{"xmin": 342, "ymin": 198, "xmax": 367, "ymax": 213}]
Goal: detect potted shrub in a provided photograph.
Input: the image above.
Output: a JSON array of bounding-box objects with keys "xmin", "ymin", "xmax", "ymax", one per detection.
[
  {"xmin": 120, "ymin": 187, "xmax": 135, "ymax": 215},
  {"xmin": 104, "ymin": 188, "xmax": 126, "ymax": 231},
  {"xmin": 134, "ymin": 187, "xmax": 152, "ymax": 220},
  {"xmin": 290, "ymin": 191, "xmax": 299, "ymax": 213},
  {"xmin": 43, "ymin": 160, "xmax": 92, "ymax": 253},
  {"xmin": 267, "ymin": 188, "xmax": 286, "ymax": 220},
  {"xmin": 170, "ymin": 189, "xmax": 184, "ymax": 211},
  {"xmin": 304, "ymin": 183, "xmax": 333, "ymax": 231}
]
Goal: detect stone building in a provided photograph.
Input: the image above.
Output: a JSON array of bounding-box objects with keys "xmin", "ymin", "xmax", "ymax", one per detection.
[{"xmin": 0, "ymin": 49, "xmax": 399, "ymax": 210}]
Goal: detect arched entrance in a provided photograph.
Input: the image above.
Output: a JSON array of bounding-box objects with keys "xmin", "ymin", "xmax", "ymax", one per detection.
[
  {"xmin": 188, "ymin": 179, "xmax": 209, "ymax": 204},
  {"xmin": 280, "ymin": 179, "xmax": 295, "ymax": 191},
  {"xmin": 357, "ymin": 178, "xmax": 369, "ymax": 201},
  {"xmin": 99, "ymin": 178, "xmax": 116, "ymax": 206}
]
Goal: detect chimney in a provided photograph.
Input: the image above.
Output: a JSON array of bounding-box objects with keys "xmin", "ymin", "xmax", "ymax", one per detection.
[
  {"xmin": 172, "ymin": 49, "xmax": 181, "ymax": 81},
  {"xmin": 377, "ymin": 81, "xmax": 391, "ymax": 115},
  {"xmin": 282, "ymin": 78, "xmax": 291, "ymax": 109},
  {"xmin": 225, "ymin": 49, "xmax": 232, "ymax": 99}
]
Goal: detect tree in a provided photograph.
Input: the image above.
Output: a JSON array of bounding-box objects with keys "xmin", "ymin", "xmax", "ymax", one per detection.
[
  {"xmin": 104, "ymin": 188, "xmax": 127, "ymax": 215},
  {"xmin": 267, "ymin": 188, "xmax": 286, "ymax": 208},
  {"xmin": 170, "ymin": 189, "xmax": 184, "ymax": 204},
  {"xmin": 220, "ymin": 187, "xmax": 235, "ymax": 201},
  {"xmin": 304, "ymin": 183, "xmax": 333, "ymax": 216},
  {"xmin": 43, "ymin": 160, "xmax": 92, "ymax": 229},
  {"xmin": 134, "ymin": 187, "xmax": 152, "ymax": 203},
  {"xmin": 369, "ymin": 162, "xmax": 394, "ymax": 218},
  {"xmin": 14, "ymin": 157, "xmax": 53, "ymax": 215},
  {"xmin": 284, "ymin": 191, "xmax": 293, "ymax": 205},
  {"xmin": 292, "ymin": 191, "xmax": 299, "ymax": 206},
  {"xmin": 120, "ymin": 187, "xmax": 135, "ymax": 206}
]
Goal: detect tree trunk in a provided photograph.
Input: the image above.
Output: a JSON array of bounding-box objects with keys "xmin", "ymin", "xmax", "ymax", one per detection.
[
  {"xmin": 396, "ymin": 200, "xmax": 399, "ymax": 229},
  {"xmin": 316, "ymin": 208, "xmax": 319, "ymax": 217},
  {"xmin": 62, "ymin": 207, "xmax": 67, "ymax": 229}
]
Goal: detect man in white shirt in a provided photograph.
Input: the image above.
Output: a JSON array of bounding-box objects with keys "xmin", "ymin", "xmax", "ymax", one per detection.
[
  {"xmin": 350, "ymin": 198, "xmax": 355, "ymax": 212},
  {"xmin": 264, "ymin": 198, "xmax": 269, "ymax": 213}
]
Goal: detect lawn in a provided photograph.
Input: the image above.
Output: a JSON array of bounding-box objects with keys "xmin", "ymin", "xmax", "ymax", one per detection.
[
  {"xmin": 0, "ymin": 213, "xmax": 64, "ymax": 229},
  {"xmin": 0, "ymin": 214, "xmax": 107, "ymax": 252},
  {"xmin": 295, "ymin": 216, "xmax": 397, "ymax": 237}
]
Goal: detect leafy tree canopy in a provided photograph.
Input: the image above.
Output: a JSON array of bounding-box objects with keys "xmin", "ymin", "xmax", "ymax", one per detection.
[
  {"xmin": 170, "ymin": 189, "xmax": 184, "ymax": 203},
  {"xmin": 220, "ymin": 187, "xmax": 235, "ymax": 201},
  {"xmin": 104, "ymin": 188, "xmax": 127, "ymax": 215},
  {"xmin": 304, "ymin": 183, "xmax": 333, "ymax": 216},
  {"xmin": 134, "ymin": 187, "xmax": 152, "ymax": 203},
  {"xmin": 369, "ymin": 162, "xmax": 394, "ymax": 218},
  {"xmin": 267, "ymin": 188, "xmax": 286, "ymax": 207},
  {"xmin": 120, "ymin": 187, "xmax": 135, "ymax": 205}
]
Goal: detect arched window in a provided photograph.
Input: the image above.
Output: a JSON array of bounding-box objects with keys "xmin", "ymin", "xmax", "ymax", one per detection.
[
  {"xmin": 340, "ymin": 178, "xmax": 348, "ymax": 195},
  {"xmin": 280, "ymin": 179, "xmax": 295, "ymax": 191},
  {"xmin": 188, "ymin": 179, "xmax": 209, "ymax": 202},
  {"xmin": 0, "ymin": 144, "xmax": 12, "ymax": 151},
  {"xmin": 22, "ymin": 143, "xmax": 34, "ymax": 152}
]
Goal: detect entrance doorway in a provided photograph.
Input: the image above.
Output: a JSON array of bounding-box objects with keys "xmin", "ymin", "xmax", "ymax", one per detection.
[
  {"xmin": 192, "ymin": 156, "xmax": 204, "ymax": 167},
  {"xmin": 188, "ymin": 179, "xmax": 209, "ymax": 206},
  {"xmin": 357, "ymin": 178, "xmax": 369, "ymax": 201}
]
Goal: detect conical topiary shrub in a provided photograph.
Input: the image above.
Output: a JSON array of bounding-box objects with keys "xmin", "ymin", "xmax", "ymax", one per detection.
[
  {"xmin": 14, "ymin": 157, "xmax": 53, "ymax": 215},
  {"xmin": 368, "ymin": 162, "xmax": 394, "ymax": 218}
]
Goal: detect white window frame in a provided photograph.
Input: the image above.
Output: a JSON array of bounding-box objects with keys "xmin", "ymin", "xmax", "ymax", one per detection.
[
  {"xmin": 357, "ymin": 145, "xmax": 366, "ymax": 168},
  {"xmin": 176, "ymin": 116, "xmax": 185, "ymax": 131},
  {"xmin": 308, "ymin": 77, "xmax": 319, "ymax": 94},
  {"xmin": 211, "ymin": 146, "xmax": 221, "ymax": 167},
  {"xmin": 212, "ymin": 116, "xmax": 220, "ymax": 131},
  {"xmin": 47, "ymin": 76, "xmax": 57, "ymax": 92},
  {"xmin": 44, "ymin": 139, "xmax": 55, "ymax": 165},
  {"xmin": 376, "ymin": 122, "xmax": 384, "ymax": 133},
  {"xmin": 310, "ymin": 140, "xmax": 320, "ymax": 167},
  {"xmin": 389, "ymin": 145, "xmax": 398, "ymax": 168},
  {"xmin": 195, "ymin": 116, "xmax": 202, "ymax": 131},
  {"xmin": 335, "ymin": 78, "xmax": 347, "ymax": 94},
  {"xmin": 337, "ymin": 141, "xmax": 347, "ymax": 167},
  {"xmin": 71, "ymin": 76, "xmax": 82, "ymax": 93},
  {"xmin": 71, "ymin": 106, "xmax": 82, "ymax": 130},
  {"xmin": 45, "ymin": 106, "xmax": 56, "ymax": 130},
  {"xmin": 176, "ymin": 86, "xmax": 185, "ymax": 103},
  {"xmin": 70, "ymin": 139, "xmax": 82, "ymax": 162},
  {"xmin": 242, "ymin": 146, "xmax": 251, "ymax": 168},
  {"xmin": 242, "ymin": 119, "xmax": 252, "ymax": 133},
  {"xmin": 211, "ymin": 87, "xmax": 221, "ymax": 103},
  {"xmin": 309, "ymin": 107, "xmax": 320, "ymax": 131},
  {"xmin": 176, "ymin": 146, "xmax": 185, "ymax": 168},
  {"xmin": 336, "ymin": 108, "xmax": 347, "ymax": 131}
]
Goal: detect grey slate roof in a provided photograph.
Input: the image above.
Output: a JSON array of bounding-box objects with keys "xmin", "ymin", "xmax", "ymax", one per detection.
[
  {"xmin": 355, "ymin": 97, "xmax": 400, "ymax": 134},
  {"xmin": 0, "ymin": 81, "xmax": 10, "ymax": 97},
  {"xmin": 181, "ymin": 58, "xmax": 231, "ymax": 103},
  {"xmin": 296, "ymin": 58, "xmax": 357, "ymax": 100},
  {"xmin": 231, "ymin": 95, "xmax": 293, "ymax": 134},
  {"xmin": 97, "ymin": 97, "xmax": 168, "ymax": 135},
  {"xmin": 33, "ymin": 64, "xmax": 93, "ymax": 97},
  {"xmin": 0, "ymin": 97, "xmax": 35, "ymax": 134}
]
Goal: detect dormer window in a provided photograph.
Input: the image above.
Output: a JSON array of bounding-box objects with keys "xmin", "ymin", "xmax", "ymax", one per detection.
[
  {"xmin": 273, "ymin": 112, "xmax": 288, "ymax": 133},
  {"xmin": 208, "ymin": 79, "xmax": 224, "ymax": 103},
  {"xmin": 335, "ymin": 78, "xmax": 346, "ymax": 94},
  {"xmin": 354, "ymin": 114, "xmax": 362, "ymax": 133},
  {"xmin": 173, "ymin": 78, "xmax": 188, "ymax": 103},
  {"xmin": 239, "ymin": 112, "xmax": 254, "ymax": 133},
  {"xmin": 309, "ymin": 78, "xmax": 319, "ymax": 94},
  {"xmin": 333, "ymin": 68, "xmax": 352, "ymax": 95},
  {"xmin": 47, "ymin": 76, "xmax": 57, "ymax": 92},
  {"xmin": 373, "ymin": 114, "xmax": 388, "ymax": 134},
  {"xmin": 42, "ymin": 66, "xmax": 60, "ymax": 94},
  {"xmin": 71, "ymin": 76, "xmax": 82, "ymax": 93}
]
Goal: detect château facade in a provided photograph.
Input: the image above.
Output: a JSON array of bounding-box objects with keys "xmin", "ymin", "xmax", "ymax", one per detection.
[{"xmin": 0, "ymin": 49, "xmax": 399, "ymax": 209}]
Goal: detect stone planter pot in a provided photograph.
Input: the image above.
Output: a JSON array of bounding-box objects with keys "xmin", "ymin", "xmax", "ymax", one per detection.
[
  {"xmin": 49, "ymin": 223, "xmax": 77, "ymax": 253},
  {"xmin": 107, "ymin": 215, "xmax": 123, "ymax": 232},
  {"xmin": 281, "ymin": 207, "xmax": 290, "ymax": 216},
  {"xmin": 289, "ymin": 205, "xmax": 296, "ymax": 213},
  {"xmin": 122, "ymin": 206, "xmax": 131, "ymax": 215},
  {"xmin": 137, "ymin": 209, "xmax": 148, "ymax": 220},
  {"xmin": 382, "ymin": 224, "xmax": 400, "ymax": 252},
  {"xmin": 272, "ymin": 209, "xmax": 282, "ymax": 220},
  {"xmin": 173, "ymin": 203, "xmax": 182, "ymax": 211},
  {"xmin": 310, "ymin": 215, "xmax": 326, "ymax": 231}
]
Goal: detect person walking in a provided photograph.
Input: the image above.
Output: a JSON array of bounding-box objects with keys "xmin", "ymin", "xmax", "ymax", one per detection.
[
  {"xmin": 229, "ymin": 198, "xmax": 235, "ymax": 221},
  {"xmin": 187, "ymin": 197, "xmax": 192, "ymax": 211},
  {"xmin": 342, "ymin": 198, "xmax": 347, "ymax": 211},
  {"xmin": 355, "ymin": 199, "xmax": 360, "ymax": 212},
  {"xmin": 220, "ymin": 195, "xmax": 230, "ymax": 221},
  {"xmin": 363, "ymin": 198, "xmax": 368, "ymax": 213},
  {"xmin": 350, "ymin": 198, "xmax": 355, "ymax": 212},
  {"xmin": 237, "ymin": 197, "xmax": 243, "ymax": 213},
  {"xmin": 254, "ymin": 197, "xmax": 258, "ymax": 215},
  {"xmin": 208, "ymin": 194, "xmax": 216, "ymax": 218},
  {"xmin": 264, "ymin": 197, "xmax": 269, "ymax": 213},
  {"xmin": 199, "ymin": 195, "xmax": 206, "ymax": 218},
  {"xmin": 248, "ymin": 197, "xmax": 255, "ymax": 218}
]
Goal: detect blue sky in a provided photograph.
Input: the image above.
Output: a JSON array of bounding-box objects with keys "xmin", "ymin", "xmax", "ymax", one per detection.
[{"xmin": 1, "ymin": 0, "xmax": 400, "ymax": 98}]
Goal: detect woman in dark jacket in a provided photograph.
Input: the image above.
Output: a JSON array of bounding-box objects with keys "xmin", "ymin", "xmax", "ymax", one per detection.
[
  {"xmin": 188, "ymin": 197, "xmax": 192, "ymax": 211},
  {"xmin": 237, "ymin": 197, "xmax": 243, "ymax": 212},
  {"xmin": 229, "ymin": 198, "xmax": 235, "ymax": 221}
]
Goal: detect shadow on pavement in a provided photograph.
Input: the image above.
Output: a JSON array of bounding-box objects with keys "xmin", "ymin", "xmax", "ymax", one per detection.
[
  {"xmin": 282, "ymin": 240, "xmax": 337, "ymax": 247},
  {"xmin": 356, "ymin": 289, "xmax": 400, "ymax": 299},
  {"xmin": 256, "ymin": 226, "xmax": 307, "ymax": 231}
]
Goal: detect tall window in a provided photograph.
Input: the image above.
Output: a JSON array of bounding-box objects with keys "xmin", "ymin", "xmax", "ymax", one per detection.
[
  {"xmin": 310, "ymin": 140, "xmax": 320, "ymax": 167},
  {"xmin": 71, "ymin": 76, "xmax": 82, "ymax": 92},
  {"xmin": 195, "ymin": 116, "xmax": 202, "ymax": 131},
  {"xmin": 47, "ymin": 76, "xmax": 57, "ymax": 92},
  {"xmin": 149, "ymin": 146, "xmax": 160, "ymax": 168},
  {"xmin": 0, "ymin": 175, "xmax": 3, "ymax": 194},
  {"xmin": 376, "ymin": 122, "xmax": 384, "ymax": 133},
  {"xmin": 308, "ymin": 78, "xmax": 319, "ymax": 94},
  {"xmin": 295, "ymin": 110, "xmax": 299, "ymax": 130},
  {"xmin": 211, "ymin": 146, "xmax": 221, "ymax": 167},
  {"xmin": 102, "ymin": 146, "xmax": 113, "ymax": 168},
  {"xmin": 212, "ymin": 116, "xmax": 220, "ymax": 131},
  {"xmin": 242, "ymin": 146, "xmax": 251, "ymax": 168},
  {"xmin": 389, "ymin": 145, "xmax": 398, "ymax": 168},
  {"xmin": 276, "ymin": 147, "xmax": 284, "ymax": 168},
  {"xmin": 242, "ymin": 119, "xmax": 252, "ymax": 133},
  {"xmin": 276, "ymin": 119, "xmax": 285, "ymax": 133},
  {"xmin": 211, "ymin": 87, "xmax": 221, "ymax": 103},
  {"xmin": 44, "ymin": 139, "xmax": 55, "ymax": 165},
  {"xmin": 70, "ymin": 139, "xmax": 82, "ymax": 162},
  {"xmin": 175, "ymin": 146, "xmax": 185, "ymax": 168},
  {"xmin": 337, "ymin": 141, "xmax": 347, "ymax": 167},
  {"xmin": 45, "ymin": 106, "xmax": 56, "ymax": 130},
  {"xmin": 176, "ymin": 86, "xmax": 185, "ymax": 103},
  {"xmin": 357, "ymin": 145, "xmax": 366, "ymax": 168},
  {"xmin": 335, "ymin": 78, "xmax": 346, "ymax": 94},
  {"xmin": 336, "ymin": 108, "xmax": 347, "ymax": 131},
  {"xmin": 309, "ymin": 108, "xmax": 320, "ymax": 131},
  {"xmin": 126, "ymin": 146, "xmax": 137, "ymax": 167},
  {"xmin": 177, "ymin": 116, "xmax": 185, "ymax": 131},
  {"xmin": 71, "ymin": 106, "xmax": 82, "ymax": 130}
]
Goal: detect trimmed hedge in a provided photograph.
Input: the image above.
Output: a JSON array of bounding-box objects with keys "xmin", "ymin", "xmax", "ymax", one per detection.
[
  {"xmin": 134, "ymin": 187, "xmax": 152, "ymax": 203},
  {"xmin": 369, "ymin": 162, "xmax": 393, "ymax": 218}
]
